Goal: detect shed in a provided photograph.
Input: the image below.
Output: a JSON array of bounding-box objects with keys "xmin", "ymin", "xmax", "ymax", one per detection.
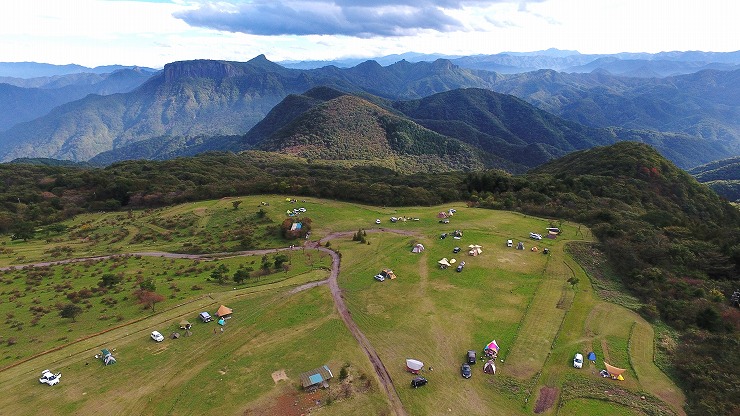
[
  {"xmin": 299, "ymin": 365, "xmax": 333, "ymax": 389},
  {"xmin": 216, "ymin": 305, "xmax": 233, "ymax": 318}
]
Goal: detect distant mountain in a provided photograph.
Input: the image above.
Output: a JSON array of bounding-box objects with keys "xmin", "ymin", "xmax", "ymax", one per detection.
[
  {"xmin": 281, "ymin": 49, "xmax": 740, "ymax": 77},
  {"xmin": 0, "ymin": 68, "xmax": 156, "ymax": 131},
  {"xmin": 688, "ymin": 156, "xmax": 740, "ymax": 201},
  {"xmin": 0, "ymin": 57, "xmax": 501, "ymax": 162},
  {"xmin": 0, "ymin": 62, "xmax": 158, "ymax": 78}
]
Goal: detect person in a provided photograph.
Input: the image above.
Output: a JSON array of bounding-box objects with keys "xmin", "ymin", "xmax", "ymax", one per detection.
[{"xmin": 220, "ymin": 327, "xmax": 224, "ymax": 333}]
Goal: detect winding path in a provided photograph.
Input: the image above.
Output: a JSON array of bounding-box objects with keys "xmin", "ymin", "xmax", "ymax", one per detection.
[{"xmin": 0, "ymin": 228, "xmax": 414, "ymax": 416}]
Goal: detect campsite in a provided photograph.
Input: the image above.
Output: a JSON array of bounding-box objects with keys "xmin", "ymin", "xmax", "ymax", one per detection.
[{"xmin": 0, "ymin": 195, "xmax": 684, "ymax": 415}]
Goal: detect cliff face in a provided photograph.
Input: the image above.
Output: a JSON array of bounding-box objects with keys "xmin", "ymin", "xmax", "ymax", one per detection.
[{"xmin": 163, "ymin": 60, "xmax": 243, "ymax": 83}]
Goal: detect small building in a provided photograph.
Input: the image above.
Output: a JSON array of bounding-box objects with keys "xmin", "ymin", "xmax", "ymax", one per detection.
[{"xmin": 299, "ymin": 365, "xmax": 333, "ymax": 390}]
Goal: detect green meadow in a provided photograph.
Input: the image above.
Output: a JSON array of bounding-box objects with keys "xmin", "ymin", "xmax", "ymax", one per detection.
[{"xmin": 0, "ymin": 195, "xmax": 684, "ymax": 415}]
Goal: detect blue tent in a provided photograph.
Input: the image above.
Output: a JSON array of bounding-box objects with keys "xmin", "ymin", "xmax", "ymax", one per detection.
[
  {"xmin": 218, "ymin": 318, "xmax": 225, "ymax": 326},
  {"xmin": 587, "ymin": 352, "xmax": 596, "ymax": 361}
]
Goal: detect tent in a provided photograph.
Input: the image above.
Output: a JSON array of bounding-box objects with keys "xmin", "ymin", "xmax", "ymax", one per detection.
[
  {"xmin": 437, "ymin": 212, "xmax": 448, "ymax": 219},
  {"xmin": 101, "ymin": 348, "xmax": 116, "ymax": 365},
  {"xmin": 531, "ymin": 246, "xmax": 539, "ymax": 252},
  {"xmin": 604, "ymin": 362, "xmax": 626, "ymax": 379},
  {"xmin": 216, "ymin": 305, "xmax": 232, "ymax": 318},
  {"xmin": 484, "ymin": 340, "xmax": 500, "ymax": 357},
  {"xmin": 468, "ymin": 244, "xmax": 483, "ymax": 256},
  {"xmin": 483, "ymin": 360, "xmax": 496, "ymax": 375},
  {"xmin": 587, "ymin": 352, "xmax": 596, "ymax": 362},
  {"xmin": 517, "ymin": 242, "xmax": 524, "ymax": 250},
  {"xmin": 171, "ymin": 332, "xmax": 180, "ymax": 339},
  {"xmin": 179, "ymin": 320, "xmax": 191, "ymax": 330},
  {"xmin": 412, "ymin": 243, "xmax": 425, "ymax": 253},
  {"xmin": 218, "ymin": 318, "xmax": 225, "ymax": 326},
  {"xmin": 438, "ymin": 258, "xmax": 451, "ymax": 269},
  {"xmin": 406, "ymin": 358, "xmax": 424, "ymax": 374}
]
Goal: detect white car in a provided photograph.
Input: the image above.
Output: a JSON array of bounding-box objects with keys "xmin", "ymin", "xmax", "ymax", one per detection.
[
  {"xmin": 151, "ymin": 330, "xmax": 164, "ymax": 342},
  {"xmin": 573, "ymin": 353, "xmax": 583, "ymax": 369},
  {"xmin": 375, "ymin": 219, "xmax": 381, "ymax": 224},
  {"xmin": 530, "ymin": 232, "xmax": 542, "ymax": 240},
  {"xmin": 39, "ymin": 369, "xmax": 61, "ymax": 386}
]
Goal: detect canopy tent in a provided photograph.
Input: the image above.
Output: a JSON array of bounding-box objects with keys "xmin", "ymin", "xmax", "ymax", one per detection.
[
  {"xmin": 604, "ymin": 362, "xmax": 626, "ymax": 378},
  {"xmin": 179, "ymin": 320, "xmax": 191, "ymax": 330},
  {"xmin": 450, "ymin": 258, "xmax": 457, "ymax": 264},
  {"xmin": 412, "ymin": 243, "xmax": 425, "ymax": 253},
  {"xmin": 587, "ymin": 352, "xmax": 596, "ymax": 362},
  {"xmin": 483, "ymin": 360, "xmax": 496, "ymax": 374},
  {"xmin": 406, "ymin": 359, "xmax": 424, "ymax": 374},
  {"xmin": 468, "ymin": 244, "xmax": 483, "ymax": 256},
  {"xmin": 438, "ymin": 258, "xmax": 451, "ymax": 269},
  {"xmin": 216, "ymin": 305, "xmax": 232, "ymax": 318},
  {"xmin": 380, "ymin": 269, "xmax": 396, "ymax": 280}
]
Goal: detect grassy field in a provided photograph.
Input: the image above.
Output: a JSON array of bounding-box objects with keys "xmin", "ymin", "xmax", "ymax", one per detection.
[{"xmin": 0, "ymin": 195, "xmax": 684, "ymax": 415}]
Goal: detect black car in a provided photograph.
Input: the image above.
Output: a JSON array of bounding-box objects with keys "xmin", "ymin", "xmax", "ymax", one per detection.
[
  {"xmin": 453, "ymin": 247, "xmax": 461, "ymax": 253},
  {"xmin": 411, "ymin": 376, "xmax": 428, "ymax": 388},
  {"xmin": 461, "ymin": 363, "xmax": 472, "ymax": 379},
  {"xmin": 467, "ymin": 350, "xmax": 476, "ymax": 364}
]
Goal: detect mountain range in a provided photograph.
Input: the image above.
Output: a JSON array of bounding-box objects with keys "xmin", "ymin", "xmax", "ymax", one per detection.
[{"xmin": 0, "ymin": 54, "xmax": 738, "ymax": 172}]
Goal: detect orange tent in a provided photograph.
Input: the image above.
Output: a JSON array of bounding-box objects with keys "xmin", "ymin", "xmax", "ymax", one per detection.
[
  {"xmin": 604, "ymin": 362, "xmax": 626, "ymax": 378},
  {"xmin": 216, "ymin": 305, "xmax": 233, "ymax": 318}
]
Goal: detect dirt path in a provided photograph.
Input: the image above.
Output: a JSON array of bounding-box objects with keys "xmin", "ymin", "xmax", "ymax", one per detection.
[{"xmin": 1, "ymin": 229, "xmax": 414, "ymax": 416}]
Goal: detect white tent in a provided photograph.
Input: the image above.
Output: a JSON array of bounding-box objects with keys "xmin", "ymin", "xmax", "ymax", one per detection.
[
  {"xmin": 412, "ymin": 243, "xmax": 425, "ymax": 253},
  {"xmin": 483, "ymin": 360, "xmax": 496, "ymax": 374},
  {"xmin": 438, "ymin": 258, "xmax": 451, "ymax": 268},
  {"xmin": 468, "ymin": 244, "xmax": 483, "ymax": 256},
  {"xmin": 406, "ymin": 358, "xmax": 424, "ymax": 374}
]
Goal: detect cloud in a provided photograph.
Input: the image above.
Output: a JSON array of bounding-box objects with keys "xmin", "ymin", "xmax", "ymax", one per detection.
[{"xmin": 173, "ymin": 0, "xmax": 544, "ymax": 37}]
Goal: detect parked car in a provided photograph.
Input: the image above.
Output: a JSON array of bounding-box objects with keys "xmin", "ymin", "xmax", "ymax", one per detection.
[
  {"xmin": 461, "ymin": 363, "xmax": 472, "ymax": 379},
  {"xmin": 39, "ymin": 369, "xmax": 61, "ymax": 386},
  {"xmin": 453, "ymin": 247, "xmax": 461, "ymax": 253},
  {"xmin": 199, "ymin": 311, "xmax": 212, "ymax": 323},
  {"xmin": 573, "ymin": 353, "xmax": 583, "ymax": 369},
  {"xmin": 375, "ymin": 219, "xmax": 381, "ymax": 224},
  {"xmin": 530, "ymin": 232, "xmax": 542, "ymax": 240},
  {"xmin": 507, "ymin": 239, "xmax": 513, "ymax": 247},
  {"xmin": 411, "ymin": 376, "xmax": 428, "ymax": 388},
  {"xmin": 467, "ymin": 350, "xmax": 476, "ymax": 364},
  {"xmin": 439, "ymin": 219, "xmax": 449, "ymax": 224},
  {"xmin": 151, "ymin": 330, "xmax": 164, "ymax": 342},
  {"xmin": 374, "ymin": 274, "xmax": 385, "ymax": 282},
  {"xmin": 456, "ymin": 261, "xmax": 466, "ymax": 272}
]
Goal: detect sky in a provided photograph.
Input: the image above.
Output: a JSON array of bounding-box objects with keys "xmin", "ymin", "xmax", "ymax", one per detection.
[{"xmin": 0, "ymin": 0, "xmax": 738, "ymax": 68}]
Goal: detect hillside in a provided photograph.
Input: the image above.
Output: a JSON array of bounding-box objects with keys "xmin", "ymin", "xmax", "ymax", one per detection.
[
  {"xmin": 0, "ymin": 68, "xmax": 154, "ymax": 131},
  {"xmin": 254, "ymin": 93, "xmax": 490, "ymax": 172},
  {"xmin": 688, "ymin": 156, "xmax": 740, "ymax": 201}
]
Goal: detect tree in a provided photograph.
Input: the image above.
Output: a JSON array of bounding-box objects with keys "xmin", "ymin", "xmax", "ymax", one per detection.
[
  {"xmin": 210, "ymin": 264, "xmax": 229, "ymax": 284},
  {"xmin": 139, "ymin": 278, "xmax": 156, "ymax": 292},
  {"xmin": 136, "ymin": 290, "xmax": 165, "ymax": 312},
  {"xmin": 11, "ymin": 221, "xmax": 35, "ymax": 241},
  {"xmin": 233, "ymin": 268, "xmax": 251, "ymax": 284},
  {"xmin": 99, "ymin": 273, "xmax": 123, "ymax": 288},
  {"xmin": 59, "ymin": 304, "xmax": 82, "ymax": 322},
  {"xmin": 232, "ymin": 200, "xmax": 242, "ymax": 210},
  {"xmin": 273, "ymin": 254, "xmax": 289, "ymax": 270}
]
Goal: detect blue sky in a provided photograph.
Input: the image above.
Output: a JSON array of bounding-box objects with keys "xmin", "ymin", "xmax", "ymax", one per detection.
[{"xmin": 1, "ymin": 0, "xmax": 738, "ymax": 68}]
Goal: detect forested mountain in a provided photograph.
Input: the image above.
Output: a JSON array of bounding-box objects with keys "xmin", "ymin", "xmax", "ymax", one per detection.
[
  {"xmin": 0, "ymin": 68, "xmax": 155, "ymax": 131},
  {"xmin": 689, "ymin": 156, "xmax": 740, "ymax": 201},
  {"xmin": 0, "ymin": 56, "xmax": 737, "ymax": 169}
]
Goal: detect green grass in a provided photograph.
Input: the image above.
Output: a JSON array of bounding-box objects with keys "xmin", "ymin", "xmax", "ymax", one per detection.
[
  {"xmin": 558, "ymin": 398, "xmax": 640, "ymax": 416},
  {"xmin": 0, "ymin": 195, "xmax": 685, "ymax": 416}
]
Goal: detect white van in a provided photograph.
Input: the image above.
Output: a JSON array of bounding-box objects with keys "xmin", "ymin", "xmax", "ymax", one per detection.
[{"xmin": 507, "ymin": 239, "xmax": 513, "ymax": 247}]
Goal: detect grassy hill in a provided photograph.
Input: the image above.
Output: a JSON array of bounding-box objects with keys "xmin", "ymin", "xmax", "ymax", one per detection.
[{"xmin": 0, "ymin": 195, "xmax": 685, "ymax": 416}]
